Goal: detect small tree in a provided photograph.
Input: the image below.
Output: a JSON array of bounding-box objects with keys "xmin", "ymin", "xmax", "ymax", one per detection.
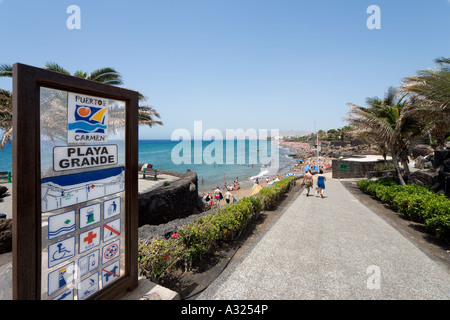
[{"xmin": 347, "ymin": 87, "xmax": 422, "ymax": 185}]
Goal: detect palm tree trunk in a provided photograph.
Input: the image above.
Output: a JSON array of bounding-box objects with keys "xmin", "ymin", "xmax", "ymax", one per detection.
[
  {"xmin": 390, "ymin": 146, "xmax": 406, "ymax": 186},
  {"xmin": 402, "ymin": 159, "xmax": 412, "ymax": 184}
]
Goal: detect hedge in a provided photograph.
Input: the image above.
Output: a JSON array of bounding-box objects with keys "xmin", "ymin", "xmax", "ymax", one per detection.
[
  {"xmin": 357, "ymin": 178, "xmax": 450, "ymax": 243},
  {"xmin": 138, "ymin": 176, "xmax": 296, "ymax": 281}
]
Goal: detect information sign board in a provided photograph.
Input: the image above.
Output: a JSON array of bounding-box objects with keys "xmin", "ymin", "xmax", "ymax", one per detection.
[{"xmin": 12, "ymin": 63, "xmax": 138, "ymax": 300}]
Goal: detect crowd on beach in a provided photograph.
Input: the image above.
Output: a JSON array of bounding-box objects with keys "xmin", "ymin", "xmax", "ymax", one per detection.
[
  {"xmin": 200, "ymin": 142, "xmax": 333, "ymax": 208},
  {"xmin": 278, "ymin": 141, "xmax": 332, "ymax": 172},
  {"xmin": 201, "ymin": 176, "xmax": 242, "ymax": 207}
]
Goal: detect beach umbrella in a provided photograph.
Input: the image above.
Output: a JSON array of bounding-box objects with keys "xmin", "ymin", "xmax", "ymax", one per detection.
[
  {"xmin": 250, "ymin": 184, "xmax": 262, "ymax": 196},
  {"xmin": 303, "ymin": 165, "xmax": 310, "ymax": 172},
  {"xmin": 285, "ymin": 173, "xmax": 297, "ymax": 177}
]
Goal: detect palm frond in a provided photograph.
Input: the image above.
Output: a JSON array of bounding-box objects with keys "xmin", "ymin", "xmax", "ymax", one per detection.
[
  {"xmin": 88, "ymin": 67, "xmax": 123, "ymax": 85},
  {"xmin": 0, "ymin": 63, "xmax": 13, "ymax": 78},
  {"xmin": 43, "ymin": 62, "xmax": 71, "ymax": 75},
  {"xmin": 73, "ymin": 70, "xmax": 88, "ymax": 79},
  {"xmin": 138, "ymin": 105, "xmax": 163, "ymax": 127}
]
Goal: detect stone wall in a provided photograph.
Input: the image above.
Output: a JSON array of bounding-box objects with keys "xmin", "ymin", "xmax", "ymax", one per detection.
[
  {"xmin": 138, "ymin": 168, "xmax": 203, "ymax": 226},
  {"xmin": 331, "ymin": 158, "xmax": 392, "ymax": 179}
]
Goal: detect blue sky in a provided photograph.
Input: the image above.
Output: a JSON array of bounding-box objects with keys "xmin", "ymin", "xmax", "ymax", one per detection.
[{"xmin": 1, "ymin": 0, "xmax": 449, "ymax": 139}]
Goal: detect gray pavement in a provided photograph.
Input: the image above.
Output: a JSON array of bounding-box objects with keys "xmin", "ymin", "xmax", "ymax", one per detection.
[{"xmin": 199, "ymin": 177, "xmax": 450, "ymax": 300}]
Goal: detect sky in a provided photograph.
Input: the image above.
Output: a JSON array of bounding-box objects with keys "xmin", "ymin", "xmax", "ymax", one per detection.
[{"xmin": 1, "ymin": 0, "xmax": 449, "ymax": 139}]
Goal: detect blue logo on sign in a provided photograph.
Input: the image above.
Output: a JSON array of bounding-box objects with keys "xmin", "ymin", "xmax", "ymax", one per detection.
[{"xmin": 68, "ymin": 105, "xmax": 107, "ymax": 133}]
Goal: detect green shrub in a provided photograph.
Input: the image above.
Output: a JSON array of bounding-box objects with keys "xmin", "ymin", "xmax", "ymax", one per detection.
[
  {"xmin": 138, "ymin": 237, "xmax": 182, "ymax": 281},
  {"xmin": 423, "ymin": 195, "xmax": 450, "ymax": 218},
  {"xmin": 358, "ymin": 178, "xmax": 450, "ymax": 243},
  {"xmin": 357, "ymin": 180, "xmax": 371, "ymax": 193},
  {"xmin": 426, "ymin": 215, "xmax": 450, "ymax": 242}
]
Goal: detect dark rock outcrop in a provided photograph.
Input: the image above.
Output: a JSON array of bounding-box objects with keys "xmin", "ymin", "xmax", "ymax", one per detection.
[
  {"xmin": 138, "ymin": 169, "xmax": 203, "ymax": 226},
  {"xmin": 0, "ymin": 218, "xmax": 12, "ymax": 254},
  {"xmin": 433, "ymin": 150, "xmax": 450, "ymax": 196}
]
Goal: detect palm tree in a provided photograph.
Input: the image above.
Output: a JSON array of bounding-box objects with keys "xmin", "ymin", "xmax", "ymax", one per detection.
[
  {"xmin": 402, "ymin": 57, "xmax": 450, "ymax": 114},
  {"xmin": 0, "ymin": 62, "xmax": 162, "ymax": 149},
  {"xmin": 347, "ymin": 87, "xmax": 422, "ymax": 185},
  {"xmin": 137, "ymin": 105, "xmax": 163, "ymax": 127},
  {"xmin": 43, "ymin": 62, "xmax": 124, "ymax": 85},
  {"xmin": 401, "ymin": 57, "xmax": 450, "ymax": 149}
]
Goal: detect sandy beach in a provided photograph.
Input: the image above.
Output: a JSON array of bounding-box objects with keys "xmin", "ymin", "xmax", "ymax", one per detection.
[
  {"xmin": 198, "ymin": 141, "xmax": 334, "ymax": 206},
  {"xmin": 199, "ymin": 166, "xmax": 333, "ymax": 207}
]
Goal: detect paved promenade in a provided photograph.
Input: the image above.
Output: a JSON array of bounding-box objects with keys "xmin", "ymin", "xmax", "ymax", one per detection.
[{"xmin": 199, "ymin": 177, "xmax": 450, "ymax": 300}]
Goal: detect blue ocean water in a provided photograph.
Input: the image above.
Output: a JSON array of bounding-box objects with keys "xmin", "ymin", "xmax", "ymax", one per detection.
[{"xmin": 0, "ymin": 140, "xmax": 295, "ymax": 192}]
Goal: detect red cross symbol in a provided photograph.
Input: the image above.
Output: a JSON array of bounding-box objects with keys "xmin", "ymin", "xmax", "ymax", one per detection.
[{"xmin": 84, "ymin": 231, "xmax": 97, "ymax": 244}]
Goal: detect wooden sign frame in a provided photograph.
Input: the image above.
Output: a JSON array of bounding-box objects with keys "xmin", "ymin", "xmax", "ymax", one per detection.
[{"xmin": 12, "ymin": 63, "xmax": 139, "ymax": 300}]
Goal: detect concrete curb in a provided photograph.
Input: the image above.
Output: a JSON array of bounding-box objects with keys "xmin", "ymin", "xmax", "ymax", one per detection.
[{"xmin": 118, "ymin": 277, "xmax": 180, "ymax": 300}]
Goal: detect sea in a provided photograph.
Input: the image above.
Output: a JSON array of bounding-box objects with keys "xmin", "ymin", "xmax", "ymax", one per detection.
[{"xmin": 0, "ymin": 140, "xmax": 296, "ymax": 192}]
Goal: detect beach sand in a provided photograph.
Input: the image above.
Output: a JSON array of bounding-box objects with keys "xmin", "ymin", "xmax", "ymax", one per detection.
[
  {"xmin": 197, "ymin": 141, "xmax": 334, "ymax": 206},
  {"xmin": 199, "ymin": 166, "xmax": 333, "ymax": 208}
]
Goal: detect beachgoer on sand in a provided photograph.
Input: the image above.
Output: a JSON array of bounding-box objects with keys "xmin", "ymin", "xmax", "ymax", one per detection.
[
  {"xmin": 303, "ymin": 169, "xmax": 313, "ymax": 197},
  {"xmin": 214, "ymin": 187, "xmax": 222, "ymax": 203},
  {"xmin": 203, "ymin": 192, "xmax": 213, "ymax": 206},
  {"xmin": 224, "ymin": 191, "xmax": 234, "ymax": 204},
  {"xmin": 317, "ymin": 168, "xmax": 326, "ymax": 198}
]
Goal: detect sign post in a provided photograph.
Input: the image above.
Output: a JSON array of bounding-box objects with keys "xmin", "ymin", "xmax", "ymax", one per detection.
[{"xmin": 12, "ymin": 63, "xmax": 139, "ymax": 300}]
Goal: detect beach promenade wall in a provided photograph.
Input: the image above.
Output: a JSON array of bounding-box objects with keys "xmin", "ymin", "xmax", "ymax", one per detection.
[
  {"xmin": 331, "ymin": 157, "xmax": 392, "ymax": 179},
  {"xmin": 138, "ymin": 168, "xmax": 202, "ymax": 226}
]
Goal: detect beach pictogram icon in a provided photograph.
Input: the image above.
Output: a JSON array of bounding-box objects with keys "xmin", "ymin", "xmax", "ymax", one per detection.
[
  {"xmin": 103, "ymin": 219, "xmax": 121, "ymax": 242},
  {"xmin": 79, "ymin": 227, "xmax": 101, "ymax": 254},
  {"xmin": 104, "ymin": 243, "xmax": 118, "ymax": 259},
  {"xmin": 79, "ymin": 203, "xmax": 100, "ymax": 229},
  {"xmin": 84, "ymin": 231, "xmax": 97, "ymax": 245},
  {"xmin": 48, "ymin": 237, "xmax": 75, "ymax": 268},
  {"xmin": 86, "ymin": 208, "xmax": 95, "ymax": 224},
  {"xmin": 102, "ymin": 239, "xmax": 120, "ymax": 264}
]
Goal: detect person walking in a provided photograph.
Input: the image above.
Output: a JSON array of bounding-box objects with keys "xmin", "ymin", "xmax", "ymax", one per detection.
[
  {"xmin": 303, "ymin": 169, "xmax": 313, "ymax": 197},
  {"xmin": 317, "ymin": 168, "xmax": 326, "ymax": 198}
]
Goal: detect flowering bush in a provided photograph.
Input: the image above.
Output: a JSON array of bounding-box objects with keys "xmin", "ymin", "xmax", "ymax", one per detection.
[
  {"xmin": 138, "ymin": 176, "xmax": 296, "ymax": 281},
  {"xmin": 138, "ymin": 237, "xmax": 183, "ymax": 282}
]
